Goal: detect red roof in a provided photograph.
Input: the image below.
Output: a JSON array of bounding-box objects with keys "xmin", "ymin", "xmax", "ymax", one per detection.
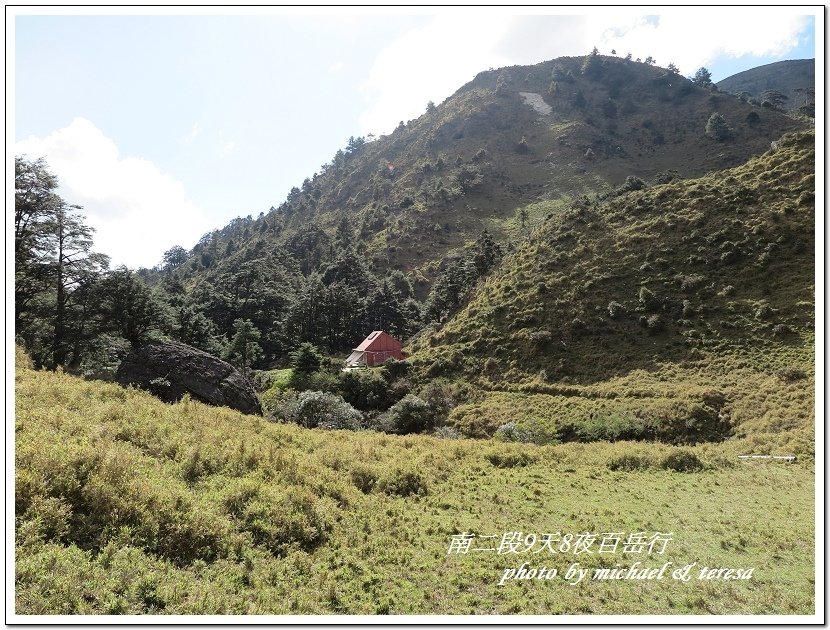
[{"xmin": 354, "ymin": 330, "xmax": 401, "ymax": 352}]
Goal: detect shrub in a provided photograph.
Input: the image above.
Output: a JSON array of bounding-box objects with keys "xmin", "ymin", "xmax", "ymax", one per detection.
[
  {"xmin": 290, "ymin": 342, "xmax": 324, "ymax": 374},
  {"xmin": 350, "ymin": 465, "xmax": 379, "ymax": 493},
  {"xmin": 660, "ymin": 451, "xmax": 704, "ymax": 472},
  {"xmin": 607, "ymin": 301, "xmax": 626, "ymax": 319},
  {"xmin": 776, "ymin": 367, "xmax": 807, "ymax": 382},
  {"xmin": 383, "ymin": 358, "xmax": 410, "ymax": 380},
  {"xmin": 237, "ymin": 487, "xmax": 330, "ymax": 554},
  {"xmin": 385, "ymin": 394, "xmax": 434, "ymax": 434},
  {"xmin": 705, "ymin": 113, "xmax": 731, "ymax": 141},
  {"xmin": 608, "ymin": 454, "xmax": 652, "ymax": 472},
  {"xmin": 377, "ymin": 469, "xmax": 427, "ymax": 497},
  {"xmin": 485, "ymin": 450, "xmax": 537, "ymax": 468},
  {"xmin": 416, "ymin": 380, "xmax": 458, "ymax": 425},
  {"xmin": 295, "ymin": 391, "xmax": 362, "ymax": 430},
  {"xmin": 261, "ymin": 387, "xmax": 300, "ymax": 422},
  {"xmin": 638, "ymin": 286, "xmax": 659, "ymax": 312},
  {"xmin": 338, "ymin": 368, "xmax": 395, "ymax": 411},
  {"xmin": 288, "ymin": 370, "xmax": 339, "ymax": 393},
  {"xmin": 645, "ymin": 314, "xmax": 664, "ymax": 332},
  {"xmin": 772, "ymin": 324, "xmax": 793, "ymax": 337},
  {"xmin": 433, "ymin": 426, "xmax": 462, "ymax": 439},
  {"xmin": 617, "ymin": 176, "xmax": 645, "ymax": 195},
  {"xmin": 528, "ymin": 330, "xmax": 553, "ymax": 345},
  {"xmin": 22, "ymin": 495, "xmax": 72, "ymax": 542},
  {"xmin": 493, "ymin": 421, "xmax": 533, "ymax": 443},
  {"xmin": 755, "ymin": 304, "xmax": 774, "ymax": 320}
]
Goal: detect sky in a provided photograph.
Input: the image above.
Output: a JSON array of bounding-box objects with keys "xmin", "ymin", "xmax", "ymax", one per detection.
[{"xmin": 10, "ymin": 7, "xmax": 819, "ymax": 270}]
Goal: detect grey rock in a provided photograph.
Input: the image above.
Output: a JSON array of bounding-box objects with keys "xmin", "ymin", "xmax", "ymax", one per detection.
[{"xmin": 116, "ymin": 340, "xmax": 261, "ymax": 415}]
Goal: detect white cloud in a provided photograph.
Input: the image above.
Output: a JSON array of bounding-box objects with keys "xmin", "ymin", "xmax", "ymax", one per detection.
[
  {"xmin": 359, "ymin": 14, "xmax": 515, "ymax": 136},
  {"xmin": 359, "ymin": 9, "xmax": 811, "ymax": 135},
  {"xmin": 15, "ymin": 117, "xmax": 213, "ymax": 270},
  {"xmin": 218, "ymin": 140, "xmax": 236, "ymax": 157},
  {"xmin": 184, "ymin": 121, "xmax": 201, "ymax": 144},
  {"xmin": 587, "ymin": 10, "xmax": 811, "ymax": 75}
]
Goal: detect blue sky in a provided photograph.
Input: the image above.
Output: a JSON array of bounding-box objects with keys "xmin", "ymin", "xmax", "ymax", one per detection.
[{"xmin": 11, "ymin": 8, "xmax": 818, "ymax": 269}]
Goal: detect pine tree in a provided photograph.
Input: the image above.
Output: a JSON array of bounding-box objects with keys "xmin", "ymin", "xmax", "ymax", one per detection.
[
  {"xmin": 693, "ymin": 67, "xmax": 713, "ymax": 87},
  {"xmin": 223, "ymin": 318, "xmax": 263, "ymax": 377}
]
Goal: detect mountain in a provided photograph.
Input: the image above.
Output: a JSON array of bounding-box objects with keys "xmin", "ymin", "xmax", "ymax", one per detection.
[
  {"xmin": 160, "ymin": 54, "xmax": 805, "ymax": 289},
  {"xmin": 407, "ymin": 130, "xmax": 815, "ymax": 446},
  {"xmin": 717, "ymin": 59, "xmax": 814, "ymax": 116},
  {"xmin": 141, "ymin": 53, "xmax": 807, "ymax": 365}
]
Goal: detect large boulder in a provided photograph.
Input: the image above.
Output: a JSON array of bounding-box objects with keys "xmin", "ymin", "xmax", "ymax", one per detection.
[{"xmin": 116, "ymin": 340, "xmax": 261, "ymax": 415}]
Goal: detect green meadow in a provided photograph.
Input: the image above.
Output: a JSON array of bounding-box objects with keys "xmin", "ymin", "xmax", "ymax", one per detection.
[{"xmin": 15, "ymin": 350, "xmax": 814, "ymax": 615}]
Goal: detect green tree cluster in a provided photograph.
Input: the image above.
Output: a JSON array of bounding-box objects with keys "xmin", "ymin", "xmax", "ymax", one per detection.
[{"xmin": 15, "ymin": 157, "xmax": 170, "ymax": 369}]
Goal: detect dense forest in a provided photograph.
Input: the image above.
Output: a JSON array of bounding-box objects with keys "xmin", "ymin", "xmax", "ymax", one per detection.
[{"xmin": 15, "ymin": 154, "xmax": 508, "ymax": 376}]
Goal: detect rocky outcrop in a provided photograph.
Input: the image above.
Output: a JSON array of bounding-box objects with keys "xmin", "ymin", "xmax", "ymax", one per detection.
[{"xmin": 116, "ymin": 340, "xmax": 261, "ymax": 415}]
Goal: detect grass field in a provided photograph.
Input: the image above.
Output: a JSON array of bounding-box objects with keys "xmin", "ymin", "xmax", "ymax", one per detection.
[{"xmin": 15, "ymin": 352, "xmax": 815, "ymax": 616}]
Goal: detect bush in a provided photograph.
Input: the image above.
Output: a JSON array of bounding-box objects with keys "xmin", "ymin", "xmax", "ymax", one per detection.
[
  {"xmin": 638, "ymin": 286, "xmax": 659, "ymax": 312},
  {"xmin": 261, "ymin": 387, "xmax": 300, "ymax": 422},
  {"xmin": 417, "ymin": 380, "xmax": 458, "ymax": 422},
  {"xmin": 660, "ymin": 451, "xmax": 704, "ymax": 472},
  {"xmin": 646, "ymin": 315, "xmax": 665, "ymax": 333},
  {"xmin": 235, "ymin": 486, "xmax": 330, "ymax": 554},
  {"xmin": 288, "ymin": 369, "xmax": 339, "ymax": 393},
  {"xmin": 290, "ymin": 342, "xmax": 324, "ymax": 374},
  {"xmin": 433, "ymin": 426, "xmax": 462, "ymax": 439},
  {"xmin": 377, "ymin": 469, "xmax": 427, "ymax": 497},
  {"xmin": 385, "ymin": 394, "xmax": 434, "ymax": 434},
  {"xmin": 776, "ymin": 367, "xmax": 807, "ymax": 382},
  {"xmin": 350, "ymin": 465, "xmax": 379, "ymax": 493},
  {"xmin": 705, "ymin": 113, "xmax": 731, "ymax": 141},
  {"xmin": 295, "ymin": 391, "xmax": 362, "ymax": 430},
  {"xmin": 493, "ymin": 421, "xmax": 533, "ymax": 443},
  {"xmin": 755, "ymin": 304, "xmax": 774, "ymax": 320},
  {"xmin": 338, "ymin": 368, "xmax": 395, "ymax": 411},
  {"xmin": 485, "ymin": 450, "xmax": 537, "ymax": 468},
  {"xmin": 608, "ymin": 454, "xmax": 652, "ymax": 472},
  {"xmin": 383, "ymin": 358, "xmax": 410, "ymax": 380},
  {"xmin": 616, "ymin": 176, "xmax": 645, "ymax": 195},
  {"xmin": 607, "ymin": 301, "xmax": 626, "ymax": 319}
]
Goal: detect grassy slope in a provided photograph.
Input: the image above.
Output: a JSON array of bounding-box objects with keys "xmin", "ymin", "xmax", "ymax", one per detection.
[
  {"xmin": 290, "ymin": 56, "xmax": 804, "ymax": 275},
  {"xmin": 16, "ymin": 353, "xmax": 814, "ymax": 615},
  {"xmin": 407, "ymin": 131, "xmax": 815, "ymax": 448}
]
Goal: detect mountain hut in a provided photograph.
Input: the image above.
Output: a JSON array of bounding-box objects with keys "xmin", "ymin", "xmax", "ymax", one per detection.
[{"xmin": 345, "ymin": 331, "xmax": 405, "ymax": 368}]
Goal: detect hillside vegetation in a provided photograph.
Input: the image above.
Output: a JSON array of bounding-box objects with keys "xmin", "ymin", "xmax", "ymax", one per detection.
[
  {"xmin": 164, "ymin": 54, "xmax": 805, "ymax": 286},
  {"xmin": 15, "ymin": 350, "xmax": 814, "ymax": 615},
  {"xmin": 718, "ymin": 59, "xmax": 815, "ymax": 117},
  {"xmin": 17, "ymin": 53, "xmax": 808, "ymax": 377},
  {"xmin": 408, "ymin": 131, "xmax": 815, "ymax": 448}
]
